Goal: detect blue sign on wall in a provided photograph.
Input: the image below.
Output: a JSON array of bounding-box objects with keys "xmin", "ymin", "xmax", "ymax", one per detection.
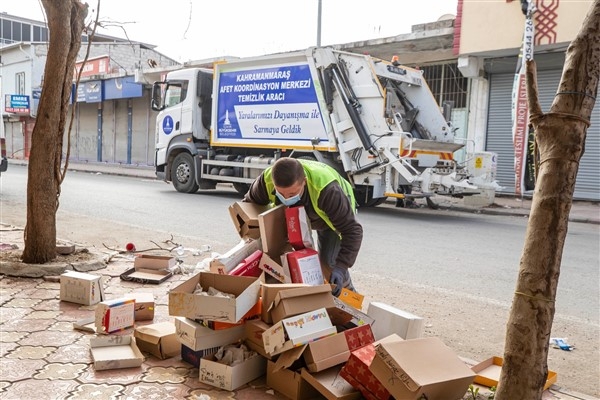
[
  {"xmin": 75, "ymin": 80, "xmax": 103, "ymax": 103},
  {"xmin": 5, "ymin": 94, "xmax": 30, "ymax": 113},
  {"xmin": 104, "ymin": 76, "xmax": 143, "ymax": 100}
]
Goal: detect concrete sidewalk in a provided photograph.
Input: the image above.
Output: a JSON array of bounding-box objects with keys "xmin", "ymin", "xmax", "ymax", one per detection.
[{"xmin": 9, "ymin": 158, "xmax": 599, "ymax": 224}]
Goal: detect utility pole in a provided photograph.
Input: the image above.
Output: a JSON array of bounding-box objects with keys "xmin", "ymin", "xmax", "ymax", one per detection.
[{"xmin": 317, "ymin": 0, "xmax": 322, "ymax": 46}]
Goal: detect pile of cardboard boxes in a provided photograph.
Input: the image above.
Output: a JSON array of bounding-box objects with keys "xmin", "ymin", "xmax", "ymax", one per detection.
[{"xmin": 58, "ymin": 202, "xmax": 557, "ymax": 399}]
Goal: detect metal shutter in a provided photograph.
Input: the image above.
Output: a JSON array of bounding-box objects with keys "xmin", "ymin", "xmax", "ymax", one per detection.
[{"xmin": 487, "ymin": 69, "xmax": 600, "ymax": 201}]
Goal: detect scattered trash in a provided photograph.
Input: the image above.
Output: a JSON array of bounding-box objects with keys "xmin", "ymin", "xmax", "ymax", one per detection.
[
  {"xmin": 0, "ymin": 243, "xmax": 19, "ymax": 251},
  {"xmin": 550, "ymin": 337, "xmax": 575, "ymax": 351},
  {"xmin": 125, "ymin": 242, "xmax": 136, "ymax": 252}
]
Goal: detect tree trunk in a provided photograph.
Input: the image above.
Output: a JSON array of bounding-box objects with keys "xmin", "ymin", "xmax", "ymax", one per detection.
[
  {"xmin": 496, "ymin": 1, "xmax": 599, "ymax": 399},
  {"xmin": 22, "ymin": 0, "xmax": 87, "ymax": 263}
]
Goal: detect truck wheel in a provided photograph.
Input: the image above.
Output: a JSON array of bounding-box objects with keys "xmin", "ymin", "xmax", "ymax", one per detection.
[
  {"xmin": 233, "ymin": 182, "xmax": 250, "ymax": 195},
  {"xmin": 354, "ymin": 186, "xmax": 387, "ymax": 208},
  {"xmin": 171, "ymin": 153, "xmax": 199, "ymax": 193}
]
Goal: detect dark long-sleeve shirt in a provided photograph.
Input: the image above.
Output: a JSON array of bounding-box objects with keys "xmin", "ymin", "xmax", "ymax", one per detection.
[{"xmin": 244, "ymin": 174, "xmax": 363, "ymax": 269}]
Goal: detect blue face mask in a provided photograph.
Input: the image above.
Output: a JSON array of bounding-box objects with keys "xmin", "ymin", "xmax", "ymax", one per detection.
[{"xmin": 276, "ymin": 190, "xmax": 302, "ymax": 206}]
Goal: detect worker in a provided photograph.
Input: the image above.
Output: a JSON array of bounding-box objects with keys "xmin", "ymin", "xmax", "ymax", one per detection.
[{"xmin": 243, "ymin": 157, "xmax": 363, "ymax": 296}]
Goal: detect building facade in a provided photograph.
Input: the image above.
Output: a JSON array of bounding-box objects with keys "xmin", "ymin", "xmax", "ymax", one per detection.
[
  {"xmin": 0, "ymin": 13, "xmax": 179, "ymax": 165},
  {"xmin": 2, "ymin": 3, "xmax": 598, "ymax": 200}
]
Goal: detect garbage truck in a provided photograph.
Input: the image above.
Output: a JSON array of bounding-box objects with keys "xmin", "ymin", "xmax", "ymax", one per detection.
[{"xmin": 151, "ymin": 47, "xmax": 482, "ymax": 207}]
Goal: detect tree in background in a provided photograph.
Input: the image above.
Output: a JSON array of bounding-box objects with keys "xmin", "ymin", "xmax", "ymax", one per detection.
[
  {"xmin": 496, "ymin": 1, "xmax": 599, "ymax": 399},
  {"xmin": 22, "ymin": 0, "xmax": 88, "ymax": 263}
]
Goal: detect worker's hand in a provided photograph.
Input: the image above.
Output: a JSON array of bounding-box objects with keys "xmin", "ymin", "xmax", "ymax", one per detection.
[{"xmin": 329, "ymin": 266, "xmax": 350, "ymax": 297}]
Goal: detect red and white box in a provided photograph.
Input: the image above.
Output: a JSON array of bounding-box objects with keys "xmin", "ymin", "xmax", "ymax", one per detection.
[
  {"xmin": 95, "ymin": 298, "xmax": 136, "ymax": 334},
  {"xmin": 340, "ymin": 334, "xmax": 403, "ymax": 400},
  {"xmin": 229, "ymin": 249, "xmax": 263, "ymax": 277},
  {"xmin": 286, "ymin": 248, "xmax": 323, "ymax": 286},
  {"xmin": 285, "ymin": 206, "xmax": 314, "ymax": 250}
]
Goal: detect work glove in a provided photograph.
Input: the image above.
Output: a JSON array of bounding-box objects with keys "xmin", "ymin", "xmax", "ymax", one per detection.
[{"xmin": 329, "ymin": 266, "xmax": 350, "ymax": 297}]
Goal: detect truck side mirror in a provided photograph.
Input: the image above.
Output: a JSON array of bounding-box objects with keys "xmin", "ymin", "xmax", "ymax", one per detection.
[{"xmin": 151, "ymin": 82, "xmax": 164, "ymax": 111}]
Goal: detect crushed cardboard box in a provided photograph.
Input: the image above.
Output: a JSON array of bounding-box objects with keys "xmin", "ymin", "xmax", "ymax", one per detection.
[
  {"xmin": 269, "ymin": 284, "xmax": 335, "ymax": 324},
  {"xmin": 228, "ymin": 201, "xmax": 271, "ymax": 239},
  {"xmin": 301, "ymin": 365, "xmax": 362, "ymax": 400},
  {"xmin": 209, "ymin": 238, "xmax": 262, "ymax": 275},
  {"xmin": 120, "ymin": 255, "xmax": 175, "ymax": 284},
  {"xmin": 174, "ymin": 316, "xmax": 246, "ymax": 352},
  {"xmin": 471, "ymin": 356, "xmax": 557, "ymax": 391}
]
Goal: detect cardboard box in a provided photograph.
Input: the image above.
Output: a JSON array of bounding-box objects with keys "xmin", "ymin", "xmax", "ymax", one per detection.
[
  {"xmin": 258, "ymin": 204, "xmax": 288, "ymax": 257},
  {"xmin": 258, "ymin": 253, "xmax": 292, "ymax": 284},
  {"xmin": 303, "ymin": 324, "xmax": 375, "ymax": 372},
  {"xmin": 285, "ymin": 206, "xmax": 314, "ymax": 250},
  {"xmin": 199, "ymin": 345, "xmax": 267, "ymax": 391},
  {"xmin": 340, "ymin": 334, "xmax": 403, "ymax": 400},
  {"xmin": 261, "ymin": 283, "xmax": 309, "ymax": 323},
  {"xmin": 301, "ymin": 365, "xmax": 362, "ymax": 400},
  {"xmin": 199, "ymin": 298, "xmax": 261, "ymax": 330},
  {"xmin": 124, "ymin": 292, "xmax": 155, "ymax": 321},
  {"xmin": 367, "ymin": 301, "xmax": 424, "ymax": 340},
  {"xmin": 174, "ymin": 316, "xmax": 245, "ymax": 352},
  {"xmin": 90, "ymin": 335, "xmax": 144, "ymax": 370},
  {"xmin": 73, "ymin": 317, "xmax": 97, "ymax": 333},
  {"xmin": 168, "ymin": 272, "xmax": 263, "ymax": 323},
  {"xmin": 209, "ymin": 238, "xmax": 262, "ymax": 275},
  {"xmin": 228, "ymin": 201, "xmax": 271, "ymax": 239},
  {"xmin": 228, "ymin": 249, "xmax": 263, "ymax": 277},
  {"xmin": 181, "ymin": 343, "xmax": 221, "ymax": 368},
  {"xmin": 338, "ymin": 288, "xmax": 364, "ymax": 310},
  {"xmin": 120, "ymin": 267, "xmax": 172, "ymax": 284},
  {"xmin": 333, "ymin": 297, "xmax": 375, "ymax": 328},
  {"xmin": 134, "ymin": 321, "xmax": 180, "ymax": 360},
  {"xmin": 60, "ymin": 271, "xmax": 104, "ymax": 305},
  {"xmin": 266, "ymin": 360, "xmax": 321, "ymax": 400},
  {"xmin": 286, "ymin": 248, "xmax": 324, "ymax": 286},
  {"xmin": 262, "ymin": 307, "xmax": 337, "ymax": 356},
  {"xmin": 369, "ymin": 337, "xmax": 476, "ymax": 400},
  {"xmin": 471, "ymin": 356, "xmax": 557, "ymax": 391},
  {"xmin": 269, "ymin": 284, "xmax": 335, "ymax": 324},
  {"xmin": 134, "ymin": 254, "xmax": 176, "ymax": 269},
  {"xmin": 95, "ymin": 297, "xmax": 136, "ymax": 334}
]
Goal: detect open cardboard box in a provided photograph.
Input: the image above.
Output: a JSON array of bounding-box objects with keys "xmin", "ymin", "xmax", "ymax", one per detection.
[
  {"xmin": 266, "ymin": 360, "xmax": 321, "ymax": 400},
  {"xmin": 369, "ymin": 336, "xmax": 475, "ymax": 400},
  {"xmin": 174, "ymin": 316, "xmax": 246, "ymax": 352},
  {"xmin": 258, "ymin": 204, "xmax": 288, "ymax": 258},
  {"xmin": 472, "ymin": 356, "xmax": 557, "ymax": 391},
  {"xmin": 209, "ymin": 238, "xmax": 262, "ymax": 275},
  {"xmin": 199, "ymin": 344, "xmax": 267, "ymax": 391},
  {"xmin": 269, "ymin": 284, "xmax": 334, "ymax": 324},
  {"xmin": 120, "ymin": 255, "xmax": 175, "ymax": 284},
  {"xmin": 260, "ymin": 283, "xmax": 309, "ymax": 324},
  {"xmin": 134, "ymin": 321, "xmax": 180, "ymax": 360},
  {"xmin": 301, "ymin": 365, "xmax": 362, "ymax": 400},
  {"xmin": 169, "ymin": 272, "xmax": 263, "ymax": 323},
  {"xmin": 228, "ymin": 201, "xmax": 271, "ymax": 239},
  {"xmin": 90, "ymin": 335, "xmax": 144, "ymax": 370},
  {"xmin": 258, "ymin": 253, "xmax": 292, "ymax": 284}
]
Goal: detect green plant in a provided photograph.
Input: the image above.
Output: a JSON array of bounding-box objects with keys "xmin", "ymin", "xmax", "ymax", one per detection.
[
  {"xmin": 488, "ymin": 386, "xmax": 496, "ymax": 399},
  {"xmin": 468, "ymin": 384, "xmax": 480, "ymax": 400}
]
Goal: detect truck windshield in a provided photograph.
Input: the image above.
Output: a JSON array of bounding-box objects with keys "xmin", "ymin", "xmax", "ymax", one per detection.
[{"xmin": 165, "ymin": 80, "xmax": 189, "ymax": 108}]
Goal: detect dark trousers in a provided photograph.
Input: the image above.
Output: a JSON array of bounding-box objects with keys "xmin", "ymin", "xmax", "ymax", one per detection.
[{"xmin": 317, "ymin": 229, "xmax": 355, "ymax": 291}]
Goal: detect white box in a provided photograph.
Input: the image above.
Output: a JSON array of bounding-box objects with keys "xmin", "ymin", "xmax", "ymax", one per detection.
[
  {"xmin": 90, "ymin": 335, "xmax": 144, "ymax": 370},
  {"xmin": 367, "ymin": 301, "xmax": 424, "ymax": 340},
  {"xmin": 95, "ymin": 297, "xmax": 136, "ymax": 334},
  {"xmin": 60, "ymin": 271, "xmax": 104, "ymax": 305}
]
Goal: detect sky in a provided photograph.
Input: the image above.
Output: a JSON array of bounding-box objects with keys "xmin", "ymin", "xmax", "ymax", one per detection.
[{"xmin": 2, "ymin": 0, "xmax": 458, "ymax": 62}]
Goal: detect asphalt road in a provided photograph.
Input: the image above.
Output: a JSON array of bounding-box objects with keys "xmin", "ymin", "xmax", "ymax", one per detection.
[{"xmin": 2, "ymin": 164, "xmax": 598, "ymax": 324}]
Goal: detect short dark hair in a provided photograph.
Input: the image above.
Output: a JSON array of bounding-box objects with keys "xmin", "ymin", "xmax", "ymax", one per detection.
[{"xmin": 271, "ymin": 158, "xmax": 305, "ymax": 187}]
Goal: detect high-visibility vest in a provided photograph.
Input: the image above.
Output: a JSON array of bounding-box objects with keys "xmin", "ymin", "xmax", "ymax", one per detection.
[{"xmin": 264, "ymin": 159, "xmax": 356, "ymax": 233}]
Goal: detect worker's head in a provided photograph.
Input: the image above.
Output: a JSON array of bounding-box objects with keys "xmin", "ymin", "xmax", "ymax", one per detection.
[{"xmin": 271, "ymin": 158, "xmax": 306, "ymax": 206}]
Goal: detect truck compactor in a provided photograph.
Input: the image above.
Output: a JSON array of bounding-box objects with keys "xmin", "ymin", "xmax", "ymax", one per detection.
[{"xmin": 152, "ymin": 47, "xmax": 481, "ymax": 207}]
